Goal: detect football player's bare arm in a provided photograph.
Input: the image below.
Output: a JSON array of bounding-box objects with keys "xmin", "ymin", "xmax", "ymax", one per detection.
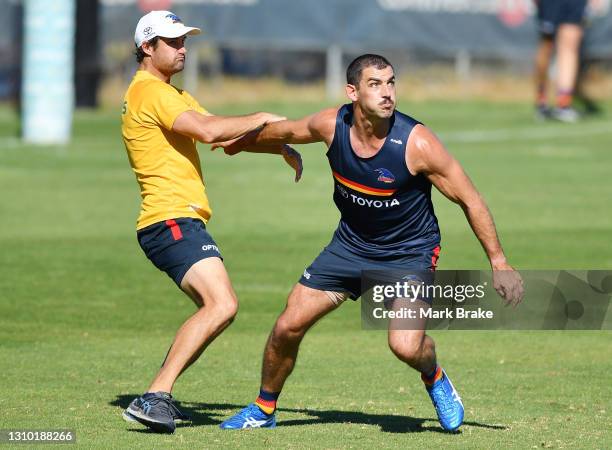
[
  {"xmin": 406, "ymin": 124, "xmax": 523, "ymax": 305},
  {"xmin": 213, "ymin": 107, "xmax": 338, "ymax": 155},
  {"xmin": 172, "ymin": 110, "xmax": 286, "ymax": 144}
]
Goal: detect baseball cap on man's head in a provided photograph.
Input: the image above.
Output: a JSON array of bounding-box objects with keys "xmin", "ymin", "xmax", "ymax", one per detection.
[{"xmin": 134, "ymin": 10, "xmax": 201, "ymax": 48}]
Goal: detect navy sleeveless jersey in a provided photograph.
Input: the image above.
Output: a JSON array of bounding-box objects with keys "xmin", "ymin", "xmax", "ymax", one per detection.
[{"xmin": 327, "ymin": 104, "xmax": 440, "ymax": 257}]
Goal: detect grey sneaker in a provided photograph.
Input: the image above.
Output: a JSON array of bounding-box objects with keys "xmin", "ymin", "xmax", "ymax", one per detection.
[
  {"xmin": 122, "ymin": 392, "xmax": 188, "ymax": 433},
  {"xmin": 550, "ymin": 107, "xmax": 580, "ymax": 123},
  {"xmin": 535, "ymin": 104, "xmax": 552, "ymax": 121}
]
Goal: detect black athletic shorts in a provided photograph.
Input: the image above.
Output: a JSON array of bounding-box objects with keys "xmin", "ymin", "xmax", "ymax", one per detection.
[
  {"xmin": 137, "ymin": 218, "xmax": 222, "ymax": 286},
  {"xmin": 536, "ymin": 0, "xmax": 587, "ymax": 36},
  {"xmin": 299, "ymin": 236, "xmax": 440, "ymax": 301}
]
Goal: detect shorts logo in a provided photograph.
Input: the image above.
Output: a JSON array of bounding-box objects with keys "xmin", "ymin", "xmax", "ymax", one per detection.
[
  {"xmin": 303, "ymin": 269, "xmax": 311, "ymax": 280},
  {"xmin": 375, "ymin": 168, "xmax": 396, "ymax": 184},
  {"xmin": 202, "ymin": 244, "xmax": 220, "ymax": 253}
]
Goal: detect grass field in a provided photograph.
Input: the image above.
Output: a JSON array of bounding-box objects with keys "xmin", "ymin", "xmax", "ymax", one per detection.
[{"xmin": 1, "ymin": 100, "xmax": 611, "ymax": 449}]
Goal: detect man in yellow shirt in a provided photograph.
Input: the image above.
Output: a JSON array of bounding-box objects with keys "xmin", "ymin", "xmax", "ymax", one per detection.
[{"xmin": 120, "ymin": 10, "xmax": 301, "ymax": 434}]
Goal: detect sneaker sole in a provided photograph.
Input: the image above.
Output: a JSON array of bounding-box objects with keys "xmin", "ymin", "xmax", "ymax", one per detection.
[
  {"xmin": 122, "ymin": 411, "xmax": 138, "ymax": 423},
  {"xmin": 124, "ymin": 407, "xmax": 176, "ymax": 434},
  {"xmin": 123, "ymin": 410, "xmax": 189, "ymax": 424},
  {"xmin": 220, "ymin": 419, "xmax": 276, "ymax": 429}
]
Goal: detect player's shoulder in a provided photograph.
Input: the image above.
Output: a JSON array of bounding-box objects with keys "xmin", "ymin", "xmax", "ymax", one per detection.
[
  {"xmin": 307, "ymin": 106, "xmax": 341, "ymax": 140},
  {"xmin": 180, "ymin": 89, "xmax": 207, "ymax": 113},
  {"xmin": 316, "ymin": 106, "xmax": 341, "ymax": 120},
  {"xmin": 137, "ymin": 76, "xmax": 183, "ymax": 96},
  {"xmin": 408, "ymin": 123, "xmax": 439, "ymax": 153},
  {"xmin": 406, "ymin": 123, "xmax": 451, "ymax": 173},
  {"xmin": 127, "ymin": 77, "xmax": 168, "ymax": 103},
  {"xmin": 310, "ymin": 106, "xmax": 341, "ymax": 127}
]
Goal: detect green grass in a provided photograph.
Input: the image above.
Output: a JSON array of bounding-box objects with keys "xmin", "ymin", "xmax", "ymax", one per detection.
[{"xmin": 0, "ymin": 101, "xmax": 611, "ymax": 449}]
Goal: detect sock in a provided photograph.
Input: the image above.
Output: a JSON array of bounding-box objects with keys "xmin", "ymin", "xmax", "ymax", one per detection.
[
  {"xmin": 421, "ymin": 365, "xmax": 443, "ymax": 385},
  {"xmin": 255, "ymin": 388, "xmax": 279, "ymax": 415},
  {"xmin": 557, "ymin": 90, "xmax": 573, "ymax": 109},
  {"xmin": 536, "ymin": 84, "xmax": 547, "ymax": 107}
]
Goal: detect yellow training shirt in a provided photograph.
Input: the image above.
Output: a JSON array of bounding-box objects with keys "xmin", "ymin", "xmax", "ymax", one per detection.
[{"xmin": 122, "ymin": 70, "xmax": 212, "ymax": 230}]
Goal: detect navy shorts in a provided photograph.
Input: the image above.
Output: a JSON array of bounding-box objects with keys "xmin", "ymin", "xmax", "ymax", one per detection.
[
  {"xmin": 299, "ymin": 238, "xmax": 440, "ymax": 300},
  {"xmin": 537, "ymin": 0, "xmax": 587, "ymax": 36},
  {"xmin": 137, "ymin": 218, "xmax": 222, "ymax": 287}
]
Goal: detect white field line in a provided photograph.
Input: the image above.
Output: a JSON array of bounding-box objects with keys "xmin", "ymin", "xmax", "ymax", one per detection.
[
  {"xmin": 1, "ymin": 121, "xmax": 610, "ymax": 148},
  {"xmin": 0, "ymin": 136, "xmax": 118, "ymax": 149},
  {"xmin": 440, "ymin": 122, "xmax": 611, "ymax": 144}
]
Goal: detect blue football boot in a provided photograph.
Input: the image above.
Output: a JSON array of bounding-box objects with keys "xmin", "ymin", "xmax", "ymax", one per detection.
[
  {"xmin": 423, "ymin": 368, "xmax": 464, "ymax": 431},
  {"xmin": 219, "ymin": 403, "xmax": 276, "ymax": 429}
]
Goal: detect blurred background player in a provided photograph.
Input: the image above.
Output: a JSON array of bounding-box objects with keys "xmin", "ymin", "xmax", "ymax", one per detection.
[
  {"xmin": 120, "ymin": 10, "xmax": 300, "ymax": 434},
  {"xmin": 533, "ymin": 0, "xmax": 588, "ymax": 122}
]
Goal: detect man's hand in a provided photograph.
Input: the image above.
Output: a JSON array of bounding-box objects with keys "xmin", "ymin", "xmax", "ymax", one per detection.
[
  {"xmin": 211, "ymin": 138, "xmax": 242, "ymax": 155},
  {"xmin": 211, "ymin": 141, "xmax": 302, "ymax": 182},
  {"xmin": 259, "ymin": 112, "xmax": 287, "ymax": 125},
  {"xmin": 492, "ymin": 262, "xmax": 524, "ymax": 307},
  {"xmin": 281, "ymin": 145, "xmax": 303, "ymax": 182}
]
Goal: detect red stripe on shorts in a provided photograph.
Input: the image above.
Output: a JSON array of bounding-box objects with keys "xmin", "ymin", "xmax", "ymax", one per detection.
[
  {"xmin": 165, "ymin": 219, "xmax": 183, "ymax": 241},
  {"xmin": 431, "ymin": 246, "xmax": 441, "ymax": 270}
]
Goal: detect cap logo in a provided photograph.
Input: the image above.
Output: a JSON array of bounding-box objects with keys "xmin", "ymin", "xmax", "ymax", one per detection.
[
  {"xmin": 143, "ymin": 26, "xmax": 153, "ymax": 36},
  {"xmin": 165, "ymin": 13, "xmax": 182, "ymax": 23}
]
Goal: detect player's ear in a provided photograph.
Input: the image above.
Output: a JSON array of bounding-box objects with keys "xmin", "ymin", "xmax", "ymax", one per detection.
[
  {"xmin": 346, "ymin": 83, "xmax": 358, "ymax": 101},
  {"xmin": 141, "ymin": 41, "xmax": 154, "ymax": 57}
]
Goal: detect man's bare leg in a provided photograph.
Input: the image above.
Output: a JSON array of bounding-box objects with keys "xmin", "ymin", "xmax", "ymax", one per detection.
[
  {"xmin": 387, "ymin": 299, "xmax": 464, "ymax": 431},
  {"xmin": 388, "ymin": 328, "xmax": 437, "ymax": 375},
  {"xmin": 148, "ymin": 257, "xmax": 239, "ymax": 393},
  {"xmin": 555, "ymin": 23, "xmax": 584, "ymax": 106},
  {"xmin": 219, "ymin": 284, "xmax": 342, "ymax": 428},
  {"xmin": 260, "ymin": 283, "xmax": 342, "ymax": 393},
  {"xmin": 534, "ymin": 37, "xmax": 554, "ymax": 109}
]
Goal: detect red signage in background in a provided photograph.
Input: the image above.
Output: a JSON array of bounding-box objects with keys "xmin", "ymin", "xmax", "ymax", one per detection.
[
  {"xmin": 138, "ymin": 0, "xmax": 173, "ymax": 12},
  {"xmin": 497, "ymin": 0, "xmax": 531, "ymax": 28}
]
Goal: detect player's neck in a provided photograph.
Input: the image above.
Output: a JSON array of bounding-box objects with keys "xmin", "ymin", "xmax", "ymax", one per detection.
[
  {"xmin": 352, "ymin": 106, "xmax": 390, "ymax": 141},
  {"xmin": 140, "ymin": 61, "xmax": 172, "ymax": 83}
]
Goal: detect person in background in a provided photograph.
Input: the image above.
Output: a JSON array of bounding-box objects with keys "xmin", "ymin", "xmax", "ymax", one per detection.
[{"xmin": 533, "ymin": 0, "xmax": 588, "ymax": 122}]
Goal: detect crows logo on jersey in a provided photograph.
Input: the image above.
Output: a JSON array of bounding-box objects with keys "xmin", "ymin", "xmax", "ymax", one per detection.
[{"xmin": 375, "ymin": 168, "xmax": 395, "ymax": 184}]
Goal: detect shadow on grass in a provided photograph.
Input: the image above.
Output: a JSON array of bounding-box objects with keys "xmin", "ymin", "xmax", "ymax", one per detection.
[{"xmin": 111, "ymin": 395, "xmax": 507, "ymax": 434}]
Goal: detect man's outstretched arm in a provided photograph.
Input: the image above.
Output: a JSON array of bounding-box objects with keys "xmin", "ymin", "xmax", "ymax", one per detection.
[
  {"xmin": 210, "ymin": 108, "xmax": 338, "ymax": 182},
  {"xmin": 213, "ymin": 107, "xmax": 339, "ymax": 155},
  {"xmin": 172, "ymin": 110, "xmax": 286, "ymax": 144},
  {"xmin": 407, "ymin": 124, "xmax": 524, "ymax": 306}
]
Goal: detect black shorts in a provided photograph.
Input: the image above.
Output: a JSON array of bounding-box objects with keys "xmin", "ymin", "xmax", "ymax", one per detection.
[
  {"xmin": 137, "ymin": 218, "xmax": 222, "ymax": 287},
  {"xmin": 536, "ymin": 0, "xmax": 587, "ymax": 36},
  {"xmin": 299, "ymin": 237, "xmax": 440, "ymax": 300}
]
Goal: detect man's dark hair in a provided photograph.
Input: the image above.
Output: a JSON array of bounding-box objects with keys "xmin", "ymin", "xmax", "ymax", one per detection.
[
  {"xmin": 135, "ymin": 37, "xmax": 160, "ymax": 63},
  {"xmin": 346, "ymin": 54, "xmax": 393, "ymax": 86}
]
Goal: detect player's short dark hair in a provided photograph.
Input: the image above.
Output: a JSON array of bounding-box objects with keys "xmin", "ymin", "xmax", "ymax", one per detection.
[
  {"xmin": 135, "ymin": 36, "xmax": 160, "ymax": 63},
  {"xmin": 346, "ymin": 54, "xmax": 393, "ymax": 86}
]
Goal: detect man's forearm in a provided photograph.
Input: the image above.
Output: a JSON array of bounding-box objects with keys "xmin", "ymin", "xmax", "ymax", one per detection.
[
  {"xmin": 461, "ymin": 197, "xmax": 508, "ymax": 268},
  {"xmin": 199, "ymin": 113, "xmax": 271, "ymax": 143},
  {"xmin": 237, "ymin": 131, "xmax": 286, "ymax": 154},
  {"xmin": 221, "ymin": 129, "xmax": 287, "ymax": 155},
  {"xmin": 175, "ymin": 111, "xmax": 283, "ymax": 144}
]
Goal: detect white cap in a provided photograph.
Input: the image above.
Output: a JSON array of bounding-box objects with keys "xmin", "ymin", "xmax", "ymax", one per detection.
[{"xmin": 134, "ymin": 10, "xmax": 201, "ymax": 48}]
